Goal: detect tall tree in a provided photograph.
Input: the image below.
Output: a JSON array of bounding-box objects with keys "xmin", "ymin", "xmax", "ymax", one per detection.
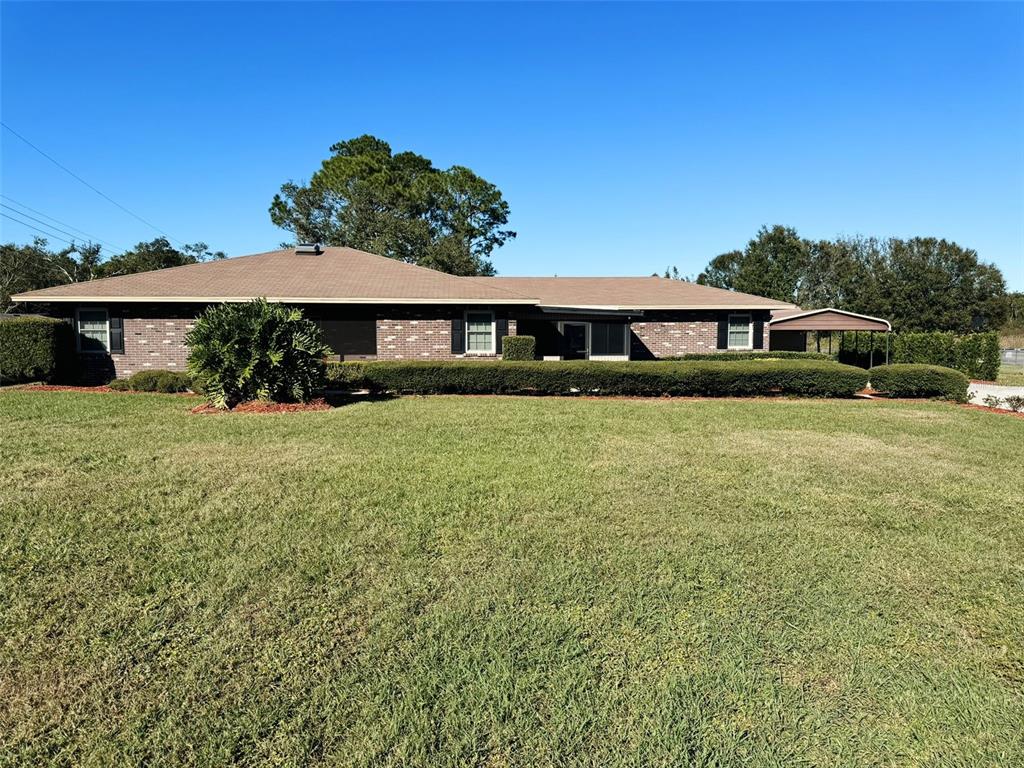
[
  {"xmin": 697, "ymin": 225, "xmax": 808, "ymax": 303},
  {"xmin": 696, "ymin": 227, "xmax": 1009, "ymax": 332},
  {"xmin": 269, "ymin": 135, "xmax": 516, "ymax": 275}
]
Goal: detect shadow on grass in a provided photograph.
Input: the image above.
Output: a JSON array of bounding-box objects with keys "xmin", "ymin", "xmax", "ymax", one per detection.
[{"xmin": 323, "ymin": 390, "xmax": 396, "ymax": 408}]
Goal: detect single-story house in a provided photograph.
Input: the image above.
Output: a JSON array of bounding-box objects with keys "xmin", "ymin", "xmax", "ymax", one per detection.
[{"xmin": 11, "ymin": 245, "xmax": 882, "ymax": 379}]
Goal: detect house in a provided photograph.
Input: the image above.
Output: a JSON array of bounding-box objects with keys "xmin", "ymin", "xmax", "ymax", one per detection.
[{"xmin": 12, "ymin": 245, "xmax": 806, "ymax": 379}]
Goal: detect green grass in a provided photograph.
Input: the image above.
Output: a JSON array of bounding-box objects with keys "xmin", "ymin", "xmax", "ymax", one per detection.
[
  {"xmin": 2, "ymin": 391, "xmax": 1022, "ymax": 767},
  {"xmin": 997, "ymin": 364, "xmax": 1024, "ymax": 386}
]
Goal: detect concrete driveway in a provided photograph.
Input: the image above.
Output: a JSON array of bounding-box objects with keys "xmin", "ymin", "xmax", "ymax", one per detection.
[{"xmin": 969, "ymin": 382, "xmax": 1024, "ymax": 410}]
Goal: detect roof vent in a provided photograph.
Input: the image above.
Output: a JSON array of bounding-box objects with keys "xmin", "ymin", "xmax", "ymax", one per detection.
[{"xmin": 295, "ymin": 243, "xmax": 322, "ymax": 255}]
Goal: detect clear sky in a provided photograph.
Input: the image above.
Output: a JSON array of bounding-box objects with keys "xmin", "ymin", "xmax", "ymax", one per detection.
[{"xmin": 2, "ymin": 2, "xmax": 1022, "ymax": 288}]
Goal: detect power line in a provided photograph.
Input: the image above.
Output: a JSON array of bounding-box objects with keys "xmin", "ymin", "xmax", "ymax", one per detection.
[
  {"xmin": 0, "ymin": 203, "xmax": 122, "ymax": 255},
  {"xmin": 1, "ymin": 211, "xmax": 78, "ymax": 248},
  {"xmin": 0, "ymin": 194, "xmax": 127, "ymax": 253},
  {"xmin": 1, "ymin": 121, "xmax": 185, "ymax": 246}
]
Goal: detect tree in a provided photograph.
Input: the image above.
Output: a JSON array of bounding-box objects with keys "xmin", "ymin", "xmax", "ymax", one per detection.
[
  {"xmin": 697, "ymin": 225, "xmax": 808, "ymax": 303},
  {"xmin": 1, "ymin": 238, "xmax": 103, "ymax": 312},
  {"xmin": 695, "ymin": 226, "xmax": 1009, "ymax": 332},
  {"xmin": 269, "ymin": 135, "xmax": 515, "ymax": 275},
  {"xmin": 98, "ymin": 238, "xmax": 224, "ymax": 278}
]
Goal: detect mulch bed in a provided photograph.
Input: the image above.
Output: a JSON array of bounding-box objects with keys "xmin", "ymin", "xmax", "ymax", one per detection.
[
  {"xmin": 20, "ymin": 384, "xmax": 197, "ymax": 397},
  {"xmin": 190, "ymin": 398, "xmax": 332, "ymax": 414},
  {"xmin": 960, "ymin": 403, "xmax": 1024, "ymax": 419},
  {"xmin": 22, "ymin": 384, "xmax": 117, "ymax": 393}
]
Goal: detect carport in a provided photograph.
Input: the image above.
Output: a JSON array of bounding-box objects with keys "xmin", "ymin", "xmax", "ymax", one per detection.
[{"xmin": 769, "ymin": 308, "xmax": 893, "ymax": 365}]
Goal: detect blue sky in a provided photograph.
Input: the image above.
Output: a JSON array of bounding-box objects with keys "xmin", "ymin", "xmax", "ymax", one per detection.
[{"xmin": 2, "ymin": 2, "xmax": 1022, "ymax": 288}]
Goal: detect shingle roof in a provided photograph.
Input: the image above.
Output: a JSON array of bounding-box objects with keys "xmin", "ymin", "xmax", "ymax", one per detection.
[
  {"xmin": 490, "ymin": 276, "xmax": 795, "ymax": 310},
  {"xmin": 12, "ymin": 247, "xmax": 535, "ymax": 304},
  {"xmin": 12, "ymin": 246, "xmax": 796, "ymax": 310}
]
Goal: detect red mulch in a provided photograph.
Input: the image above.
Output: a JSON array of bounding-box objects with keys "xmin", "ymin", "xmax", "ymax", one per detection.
[
  {"xmin": 190, "ymin": 398, "xmax": 332, "ymax": 414},
  {"xmin": 22, "ymin": 384, "xmax": 116, "ymax": 393},
  {"xmin": 960, "ymin": 403, "xmax": 1024, "ymax": 419},
  {"xmin": 20, "ymin": 384, "xmax": 197, "ymax": 397}
]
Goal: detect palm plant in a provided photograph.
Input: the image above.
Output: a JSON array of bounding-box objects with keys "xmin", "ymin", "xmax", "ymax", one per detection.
[{"xmin": 185, "ymin": 299, "xmax": 329, "ymax": 409}]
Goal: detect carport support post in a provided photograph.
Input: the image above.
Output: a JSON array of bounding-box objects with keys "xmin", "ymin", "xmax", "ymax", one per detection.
[
  {"xmin": 885, "ymin": 332, "xmax": 890, "ymax": 365},
  {"xmin": 816, "ymin": 331, "xmax": 821, "ymax": 353},
  {"xmin": 869, "ymin": 331, "xmax": 875, "ymax": 368}
]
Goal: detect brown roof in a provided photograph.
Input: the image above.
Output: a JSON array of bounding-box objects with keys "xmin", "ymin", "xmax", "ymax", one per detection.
[
  {"xmin": 12, "ymin": 247, "xmax": 535, "ymax": 304},
  {"xmin": 770, "ymin": 307, "xmax": 891, "ymax": 331},
  {"xmin": 12, "ymin": 246, "xmax": 795, "ymax": 310},
  {"xmin": 491, "ymin": 276, "xmax": 794, "ymax": 310}
]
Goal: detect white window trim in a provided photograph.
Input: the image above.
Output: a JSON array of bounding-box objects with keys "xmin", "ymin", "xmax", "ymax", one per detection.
[
  {"xmin": 463, "ymin": 309, "xmax": 495, "ymax": 355},
  {"xmin": 727, "ymin": 313, "xmax": 753, "ymax": 350},
  {"xmin": 76, "ymin": 307, "xmax": 110, "ymax": 354}
]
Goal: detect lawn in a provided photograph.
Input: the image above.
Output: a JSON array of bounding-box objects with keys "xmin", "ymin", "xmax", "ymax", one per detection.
[
  {"xmin": 997, "ymin": 364, "xmax": 1024, "ymax": 387},
  {"xmin": 1, "ymin": 391, "xmax": 1022, "ymax": 767}
]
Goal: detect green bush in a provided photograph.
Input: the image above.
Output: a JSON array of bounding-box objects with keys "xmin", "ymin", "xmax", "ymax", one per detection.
[
  {"xmin": 868, "ymin": 364, "xmax": 969, "ymax": 402},
  {"xmin": 326, "ymin": 359, "xmax": 869, "ymax": 398},
  {"xmin": 892, "ymin": 331, "xmax": 1000, "ymax": 380},
  {"xmin": 184, "ymin": 299, "xmax": 329, "ymax": 409},
  {"xmin": 502, "ymin": 335, "xmax": 536, "ymax": 361},
  {"xmin": 0, "ymin": 315, "xmax": 74, "ymax": 384},
  {"xmin": 666, "ymin": 351, "xmax": 832, "ymax": 361},
  {"xmin": 110, "ymin": 369, "xmax": 193, "ymax": 393}
]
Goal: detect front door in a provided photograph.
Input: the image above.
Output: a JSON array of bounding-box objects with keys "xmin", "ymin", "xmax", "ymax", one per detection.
[{"xmin": 563, "ymin": 323, "xmax": 588, "ymax": 360}]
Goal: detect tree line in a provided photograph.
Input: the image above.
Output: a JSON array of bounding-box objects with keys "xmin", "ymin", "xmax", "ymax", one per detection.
[
  {"xmin": 2, "ymin": 135, "xmax": 1017, "ymax": 335},
  {"xmin": 692, "ymin": 225, "xmax": 1012, "ymax": 334},
  {"xmin": 1, "ymin": 238, "xmax": 224, "ymax": 312}
]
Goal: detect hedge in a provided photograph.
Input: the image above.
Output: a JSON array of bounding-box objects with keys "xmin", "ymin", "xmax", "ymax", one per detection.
[
  {"xmin": 893, "ymin": 332, "xmax": 1000, "ymax": 381},
  {"xmin": 665, "ymin": 351, "xmax": 832, "ymax": 361},
  {"xmin": 502, "ymin": 335, "xmax": 536, "ymax": 361},
  {"xmin": 108, "ymin": 370, "xmax": 193, "ymax": 393},
  {"xmin": 868, "ymin": 364, "xmax": 969, "ymax": 402},
  {"xmin": 326, "ymin": 359, "xmax": 869, "ymax": 398},
  {"xmin": 0, "ymin": 315, "xmax": 74, "ymax": 384}
]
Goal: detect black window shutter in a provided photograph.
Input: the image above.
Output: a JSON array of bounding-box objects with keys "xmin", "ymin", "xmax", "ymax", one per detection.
[
  {"xmin": 716, "ymin": 316, "xmax": 729, "ymax": 349},
  {"xmin": 496, "ymin": 318, "xmax": 508, "ymax": 353},
  {"xmin": 109, "ymin": 315, "xmax": 125, "ymax": 354},
  {"xmin": 753, "ymin": 317, "xmax": 764, "ymax": 349},
  {"xmin": 451, "ymin": 318, "xmax": 465, "ymax": 354}
]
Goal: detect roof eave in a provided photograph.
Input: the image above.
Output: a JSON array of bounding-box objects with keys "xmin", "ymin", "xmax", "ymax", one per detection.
[{"xmin": 10, "ymin": 294, "xmax": 541, "ymax": 305}]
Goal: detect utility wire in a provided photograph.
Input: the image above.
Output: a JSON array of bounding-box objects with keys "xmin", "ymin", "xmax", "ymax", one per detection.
[
  {"xmin": 1, "ymin": 211, "xmax": 78, "ymax": 248},
  {"xmin": 1, "ymin": 121, "xmax": 185, "ymax": 246},
  {"xmin": 0, "ymin": 203, "xmax": 121, "ymax": 254},
  {"xmin": 0, "ymin": 194, "xmax": 127, "ymax": 253}
]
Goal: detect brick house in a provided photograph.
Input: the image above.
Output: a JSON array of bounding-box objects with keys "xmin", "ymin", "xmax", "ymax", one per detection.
[{"xmin": 12, "ymin": 245, "xmax": 798, "ymax": 379}]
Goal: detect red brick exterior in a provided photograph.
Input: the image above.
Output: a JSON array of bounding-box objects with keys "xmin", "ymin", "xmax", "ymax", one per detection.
[
  {"xmin": 630, "ymin": 311, "xmax": 771, "ymax": 358},
  {"xmin": 376, "ymin": 309, "xmax": 517, "ymax": 361},
  {"xmin": 55, "ymin": 304, "xmax": 772, "ymax": 382}
]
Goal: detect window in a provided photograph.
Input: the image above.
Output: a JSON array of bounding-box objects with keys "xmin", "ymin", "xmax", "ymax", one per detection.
[
  {"xmin": 590, "ymin": 322, "xmax": 628, "ymax": 356},
  {"xmin": 465, "ymin": 311, "xmax": 495, "ymax": 353},
  {"xmin": 727, "ymin": 314, "xmax": 752, "ymax": 350},
  {"xmin": 77, "ymin": 308, "xmax": 109, "ymax": 353}
]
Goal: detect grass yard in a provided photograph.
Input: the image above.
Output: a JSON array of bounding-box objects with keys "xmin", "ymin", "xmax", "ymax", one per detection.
[
  {"xmin": 1, "ymin": 391, "xmax": 1022, "ymax": 767},
  {"xmin": 996, "ymin": 364, "xmax": 1024, "ymax": 387}
]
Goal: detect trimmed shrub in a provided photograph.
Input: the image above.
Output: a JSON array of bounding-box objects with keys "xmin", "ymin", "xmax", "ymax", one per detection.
[
  {"xmin": 868, "ymin": 364, "xmax": 969, "ymax": 402},
  {"xmin": 0, "ymin": 315, "xmax": 74, "ymax": 384},
  {"xmin": 666, "ymin": 351, "xmax": 832, "ymax": 361},
  {"xmin": 892, "ymin": 331, "xmax": 1000, "ymax": 380},
  {"xmin": 502, "ymin": 335, "xmax": 536, "ymax": 361},
  {"xmin": 185, "ymin": 299, "xmax": 329, "ymax": 409},
  {"xmin": 326, "ymin": 359, "xmax": 869, "ymax": 398},
  {"xmin": 110, "ymin": 369, "xmax": 192, "ymax": 393}
]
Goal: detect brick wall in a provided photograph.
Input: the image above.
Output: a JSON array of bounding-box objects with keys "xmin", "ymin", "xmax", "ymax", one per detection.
[
  {"xmin": 630, "ymin": 311, "xmax": 772, "ymax": 358},
  {"xmin": 117, "ymin": 315, "xmax": 194, "ymax": 376},
  {"xmin": 376, "ymin": 308, "xmax": 517, "ymax": 360}
]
